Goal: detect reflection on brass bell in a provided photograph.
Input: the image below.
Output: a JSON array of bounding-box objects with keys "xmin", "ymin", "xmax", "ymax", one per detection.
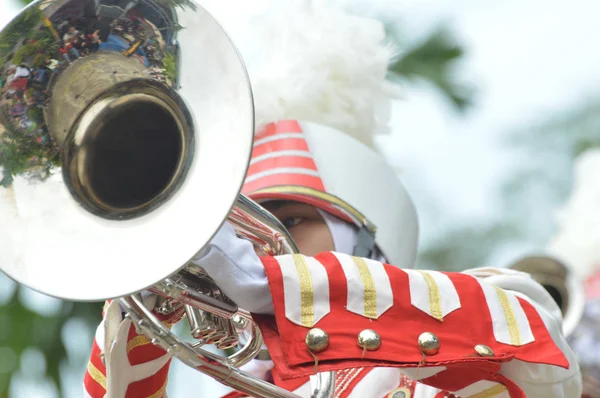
[
  {"xmin": 305, "ymin": 328, "xmax": 329, "ymax": 353},
  {"xmin": 358, "ymin": 329, "xmax": 381, "ymax": 351},
  {"xmin": 418, "ymin": 332, "xmax": 440, "ymax": 355},
  {"xmin": 474, "ymin": 344, "xmax": 494, "ymax": 357}
]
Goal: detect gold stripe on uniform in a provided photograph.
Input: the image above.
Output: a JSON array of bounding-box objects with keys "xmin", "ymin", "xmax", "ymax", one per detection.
[
  {"xmin": 127, "ymin": 334, "xmax": 152, "ymax": 353},
  {"xmin": 352, "ymin": 256, "xmax": 377, "ymax": 319},
  {"xmin": 494, "ymin": 286, "xmax": 521, "ymax": 346},
  {"xmin": 292, "ymin": 254, "xmax": 315, "ymax": 327},
  {"xmin": 87, "ymin": 361, "xmax": 107, "ymax": 389},
  {"xmin": 146, "ymin": 378, "xmax": 169, "ymax": 398},
  {"xmin": 468, "ymin": 383, "xmax": 508, "ymax": 398},
  {"xmin": 417, "ymin": 271, "xmax": 443, "ymax": 321}
]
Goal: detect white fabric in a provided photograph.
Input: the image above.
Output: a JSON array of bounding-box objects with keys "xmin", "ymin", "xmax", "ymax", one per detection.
[
  {"xmin": 239, "ymin": 359, "xmax": 274, "ymax": 381},
  {"xmin": 192, "ymin": 222, "xmax": 273, "ymax": 314},
  {"xmin": 276, "ymin": 254, "xmax": 331, "ymax": 326},
  {"xmin": 331, "ymin": 252, "xmax": 393, "ymax": 319},
  {"xmin": 413, "ymin": 383, "xmax": 442, "ymax": 398},
  {"xmin": 475, "ymin": 276, "xmax": 534, "ymax": 346},
  {"xmin": 452, "ymin": 380, "xmax": 509, "ymax": 397},
  {"xmin": 194, "ymin": 209, "xmax": 382, "ymax": 315},
  {"xmin": 105, "ymin": 318, "xmax": 171, "ymax": 398},
  {"xmin": 14, "ymin": 66, "xmax": 30, "ymax": 78},
  {"xmin": 405, "ymin": 270, "xmax": 461, "ymax": 321},
  {"xmin": 100, "ymin": 299, "xmax": 171, "ymax": 398},
  {"xmin": 318, "ymin": 209, "xmax": 357, "ymax": 257}
]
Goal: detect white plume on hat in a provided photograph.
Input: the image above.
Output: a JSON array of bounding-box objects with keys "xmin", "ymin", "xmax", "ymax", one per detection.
[
  {"xmin": 201, "ymin": 0, "xmax": 400, "ymax": 149},
  {"xmin": 548, "ymin": 149, "xmax": 600, "ymax": 279}
]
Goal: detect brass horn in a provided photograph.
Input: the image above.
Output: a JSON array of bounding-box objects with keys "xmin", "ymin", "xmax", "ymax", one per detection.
[
  {"xmin": 0, "ymin": 1, "xmax": 334, "ymax": 396},
  {"xmin": 508, "ymin": 256, "xmax": 585, "ymax": 337}
]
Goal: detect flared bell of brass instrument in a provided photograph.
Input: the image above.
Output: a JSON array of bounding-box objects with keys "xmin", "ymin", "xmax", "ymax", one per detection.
[
  {"xmin": 0, "ymin": 0, "xmax": 254, "ymax": 301},
  {"xmin": 0, "ymin": 4, "xmax": 338, "ymax": 397},
  {"xmin": 509, "ymin": 256, "xmax": 585, "ymax": 337}
]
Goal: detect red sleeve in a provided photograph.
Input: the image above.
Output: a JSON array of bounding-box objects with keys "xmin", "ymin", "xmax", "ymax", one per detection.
[{"xmin": 252, "ymin": 252, "xmax": 569, "ymax": 395}]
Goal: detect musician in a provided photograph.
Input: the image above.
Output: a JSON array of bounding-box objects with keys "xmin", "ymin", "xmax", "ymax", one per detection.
[{"xmin": 83, "ymin": 4, "xmax": 582, "ymax": 398}]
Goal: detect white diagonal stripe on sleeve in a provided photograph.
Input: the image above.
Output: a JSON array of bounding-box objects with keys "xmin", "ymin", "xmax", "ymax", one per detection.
[
  {"xmin": 452, "ymin": 380, "xmax": 509, "ymax": 397},
  {"xmin": 405, "ymin": 270, "xmax": 461, "ymax": 321},
  {"xmin": 95, "ymin": 320, "xmax": 105, "ymax": 353},
  {"xmin": 306, "ymin": 256, "xmax": 331, "ymax": 326},
  {"xmin": 413, "ymin": 382, "xmax": 443, "ymax": 398},
  {"xmin": 332, "ymin": 252, "xmax": 393, "ymax": 319},
  {"xmin": 254, "ymin": 132, "xmax": 305, "ymax": 146},
  {"xmin": 477, "ymin": 279, "xmax": 535, "ymax": 346},
  {"xmin": 250, "ymin": 150, "xmax": 313, "ymax": 165},
  {"xmin": 245, "ymin": 168, "xmax": 320, "ymax": 183},
  {"xmin": 399, "ymin": 366, "xmax": 446, "ymax": 381},
  {"xmin": 365, "ymin": 257, "xmax": 394, "ymax": 317}
]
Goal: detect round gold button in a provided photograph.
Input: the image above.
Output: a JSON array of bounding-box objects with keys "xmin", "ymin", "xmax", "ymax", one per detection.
[
  {"xmin": 387, "ymin": 387, "xmax": 411, "ymax": 398},
  {"xmin": 474, "ymin": 344, "xmax": 494, "ymax": 357},
  {"xmin": 305, "ymin": 328, "xmax": 329, "ymax": 353},
  {"xmin": 418, "ymin": 332, "xmax": 440, "ymax": 355},
  {"xmin": 358, "ymin": 329, "xmax": 381, "ymax": 351}
]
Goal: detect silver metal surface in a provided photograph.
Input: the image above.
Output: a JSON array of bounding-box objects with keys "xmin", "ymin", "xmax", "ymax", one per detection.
[
  {"xmin": 357, "ymin": 329, "xmax": 381, "ymax": 351},
  {"xmin": 0, "ymin": 0, "xmax": 254, "ymax": 301},
  {"xmin": 0, "ymin": 1, "xmax": 335, "ymax": 396},
  {"xmin": 508, "ymin": 255, "xmax": 585, "ymax": 337},
  {"xmin": 417, "ymin": 332, "xmax": 440, "ymax": 356}
]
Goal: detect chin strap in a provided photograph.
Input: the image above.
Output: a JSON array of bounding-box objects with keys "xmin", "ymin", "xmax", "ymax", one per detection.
[{"xmin": 352, "ymin": 225, "xmax": 377, "ymax": 259}]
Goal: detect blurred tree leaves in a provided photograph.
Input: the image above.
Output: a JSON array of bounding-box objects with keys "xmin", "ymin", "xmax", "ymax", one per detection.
[
  {"xmin": 386, "ymin": 25, "xmax": 475, "ymax": 112},
  {"xmin": 417, "ymin": 97, "xmax": 600, "ymax": 272},
  {"xmin": 419, "ymin": 223, "xmax": 523, "ymax": 272},
  {"xmin": 0, "ymin": 285, "xmax": 101, "ymax": 397}
]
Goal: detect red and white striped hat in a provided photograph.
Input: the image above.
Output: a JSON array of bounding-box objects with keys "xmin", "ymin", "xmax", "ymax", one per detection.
[{"xmin": 241, "ymin": 118, "xmax": 418, "ymax": 268}]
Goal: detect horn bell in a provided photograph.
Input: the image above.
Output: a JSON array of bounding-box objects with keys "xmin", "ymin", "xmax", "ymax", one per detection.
[
  {"xmin": 509, "ymin": 256, "xmax": 585, "ymax": 337},
  {"xmin": 0, "ymin": 0, "xmax": 254, "ymax": 301}
]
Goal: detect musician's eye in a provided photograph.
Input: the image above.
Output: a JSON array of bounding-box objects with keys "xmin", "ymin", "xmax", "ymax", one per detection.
[{"xmin": 282, "ymin": 217, "xmax": 303, "ymax": 229}]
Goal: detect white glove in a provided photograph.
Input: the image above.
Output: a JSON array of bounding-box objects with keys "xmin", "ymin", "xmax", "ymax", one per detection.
[{"xmin": 192, "ymin": 222, "xmax": 274, "ymax": 314}]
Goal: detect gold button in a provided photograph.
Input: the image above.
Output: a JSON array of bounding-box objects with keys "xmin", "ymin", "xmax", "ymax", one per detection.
[
  {"xmin": 305, "ymin": 328, "xmax": 329, "ymax": 353},
  {"xmin": 387, "ymin": 387, "xmax": 411, "ymax": 398},
  {"xmin": 358, "ymin": 329, "xmax": 381, "ymax": 351},
  {"xmin": 418, "ymin": 332, "xmax": 440, "ymax": 355},
  {"xmin": 474, "ymin": 344, "xmax": 494, "ymax": 357}
]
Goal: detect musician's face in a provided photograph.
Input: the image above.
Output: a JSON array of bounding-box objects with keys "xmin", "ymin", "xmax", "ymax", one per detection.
[{"xmin": 261, "ymin": 201, "xmax": 335, "ymax": 256}]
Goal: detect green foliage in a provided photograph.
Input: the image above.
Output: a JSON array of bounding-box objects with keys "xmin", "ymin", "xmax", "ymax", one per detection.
[
  {"xmin": 387, "ymin": 25, "xmax": 474, "ymax": 112},
  {"xmin": 162, "ymin": 50, "xmax": 177, "ymax": 83},
  {"xmin": 10, "ymin": 18, "xmax": 58, "ymax": 65},
  {"xmin": 0, "ymin": 286, "xmax": 102, "ymax": 396},
  {"xmin": 0, "ymin": 6, "xmax": 43, "ymax": 60},
  {"xmin": 0, "ymin": 112, "xmax": 61, "ymax": 188},
  {"xmin": 417, "ymin": 97, "xmax": 600, "ymax": 271},
  {"xmin": 419, "ymin": 222, "xmax": 523, "ymax": 271}
]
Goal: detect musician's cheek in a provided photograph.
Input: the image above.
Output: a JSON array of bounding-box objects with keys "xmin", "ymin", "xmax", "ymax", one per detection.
[{"xmin": 287, "ymin": 219, "xmax": 335, "ymax": 257}]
